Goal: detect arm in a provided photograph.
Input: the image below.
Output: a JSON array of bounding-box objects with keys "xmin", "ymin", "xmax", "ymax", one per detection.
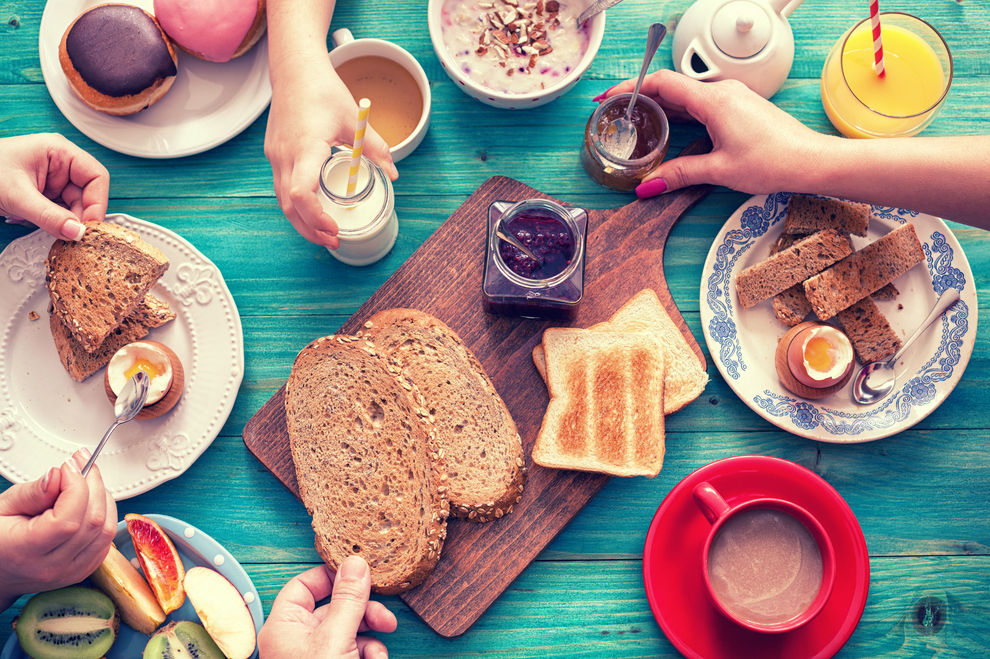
[
  {"xmin": 265, "ymin": 0, "xmax": 397, "ymax": 248},
  {"xmin": 601, "ymin": 70, "xmax": 990, "ymax": 230}
]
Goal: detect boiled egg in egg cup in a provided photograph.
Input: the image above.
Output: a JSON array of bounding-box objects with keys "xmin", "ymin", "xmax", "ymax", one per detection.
[
  {"xmin": 774, "ymin": 322, "xmax": 855, "ymax": 399},
  {"xmin": 104, "ymin": 341, "xmax": 184, "ymax": 419}
]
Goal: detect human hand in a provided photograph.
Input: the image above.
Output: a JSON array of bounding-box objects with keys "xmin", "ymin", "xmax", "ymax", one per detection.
[
  {"xmin": 596, "ymin": 70, "xmax": 834, "ymax": 198},
  {"xmin": 258, "ymin": 557, "xmax": 397, "ymax": 659},
  {"xmin": 0, "ymin": 133, "xmax": 109, "ymax": 240},
  {"xmin": 0, "ymin": 449, "xmax": 117, "ymax": 612},
  {"xmin": 264, "ymin": 52, "xmax": 397, "ymax": 249}
]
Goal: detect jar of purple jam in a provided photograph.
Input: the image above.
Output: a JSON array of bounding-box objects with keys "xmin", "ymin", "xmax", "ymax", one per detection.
[
  {"xmin": 581, "ymin": 92, "xmax": 669, "ymax": 191},
  {"xmin": 482, "ymin": 198, "xmax": 588, "ymax": 320}
]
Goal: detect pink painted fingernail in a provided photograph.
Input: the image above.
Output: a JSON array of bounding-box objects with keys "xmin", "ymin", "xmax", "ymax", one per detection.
[
  {"xmin": 60, "ymin": 219, "xmax": 86, "ymax": 241},
  {"xmin": 592, "ymin": 84, "xmax": 617, "ymax": 102},
  {"xmin": 40, "ymin": 466, "xmax": 57, "ymax": 491},
  {"xmin": 636, "ymin": 178, "xmax": 668, "ymax": 199}
]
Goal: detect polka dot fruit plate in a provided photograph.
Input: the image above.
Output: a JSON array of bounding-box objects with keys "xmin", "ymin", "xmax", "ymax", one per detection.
[
  {"xmin": 1, "ymin": 514, "xmax": 263, "ymax": 659},
  {"xmin": 700, "ymin": 193, "xmax": 977, "ymax": 442}
]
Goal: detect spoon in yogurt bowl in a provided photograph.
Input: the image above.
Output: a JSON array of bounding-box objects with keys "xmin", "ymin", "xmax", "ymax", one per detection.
[
  {"xmin": 601, "ymin": 22, "xmax": 667, "ymax": 160},
  {"xmin": 852, "ymin": 288, "xmax": 960, "ymax": 405}
]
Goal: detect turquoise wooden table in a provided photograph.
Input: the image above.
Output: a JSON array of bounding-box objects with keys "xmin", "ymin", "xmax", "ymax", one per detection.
[{"xmin": 2, "ymin": 0, "xmax": 989, "ymax": 656}]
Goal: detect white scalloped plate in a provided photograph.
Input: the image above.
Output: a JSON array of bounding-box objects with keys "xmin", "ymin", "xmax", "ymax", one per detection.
[
  {"xmin": 700, "ymin": 193, "xmax": 977, "ymax": 443},
  {"xmin": 0, "ymin": 215, "xmax": 243, "ymax": 498},
  {"xmin": 38, "ymin": 0, "xmax": 271, "ymax": 158}
]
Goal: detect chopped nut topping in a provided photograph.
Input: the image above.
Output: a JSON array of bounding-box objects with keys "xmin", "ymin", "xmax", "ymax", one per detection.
[{"xmin": 470, "ymin": 0, "xmax": 565, "ymax": 71}]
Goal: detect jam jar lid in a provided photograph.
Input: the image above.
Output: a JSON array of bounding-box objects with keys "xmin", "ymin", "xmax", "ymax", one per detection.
[{"xmin": 491, "ymin": 198, "xmax": 585, "ymax": 289}]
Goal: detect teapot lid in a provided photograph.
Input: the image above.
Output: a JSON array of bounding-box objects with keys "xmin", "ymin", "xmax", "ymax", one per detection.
[{"xmin": 711, "ymin": 0, "xmax": 772, "ymax": 59}]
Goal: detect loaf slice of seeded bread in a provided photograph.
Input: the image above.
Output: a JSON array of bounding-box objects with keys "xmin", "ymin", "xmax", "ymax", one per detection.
[
  {"xmin": 735, "ymin": 230, "xmax": 853, "ymax": 309},
  {"xmin": 533, "ymin": 329, "xmax": 666, "ymax": 478},
  {"xmin": 803, "ymin": 224, "xmax": 924, "ymax": 320},
  {"xmin": 836, "ymin": 297, "xmax": 902, "ymax": 363},
  {"xmin": 46, "ymin": 222, "xmax": 169, "ymax": 353},
  {"xmin": 783, "ymin": 195, "xmax": 871, "ymax": 237},
  {"xmin": 51, "ymin": 293, "xmax": 176, "ymax": 382},
  {"xmin": 285, "ymin": 336, "xmax": 449, "ymax": 594},
  {"xmin": 364, "ymin": 309, "xmax": 525, "ymax": 522},
  {"xmin": 768, "ymin": 234, "xmax": 813, "ymax": 326},
  {"xmin": 532, "ymin": 289, "xmax": 707, "ymax": 414}
]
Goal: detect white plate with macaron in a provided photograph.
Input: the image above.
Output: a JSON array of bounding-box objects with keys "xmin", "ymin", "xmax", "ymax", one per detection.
[
  {"xmin": 700, "ymin": 192, "xmax": 977, "ymax": 442},
  {"xmin": 38, "ymin": 0, "xmax": 271, "ymax": 158}
]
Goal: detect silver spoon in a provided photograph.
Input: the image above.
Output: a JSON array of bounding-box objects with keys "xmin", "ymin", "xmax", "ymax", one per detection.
[
  {"xmin": 496, "ymin": 224, "xmax": 542, "ymax": 264},
  {"xmin": 81, "ymin": 371, "xmax": 150, "ymax": 476},
  {"xmin": 602, "ymin": 22, "xmax": 666, "ymax": 160},
  {"xmin": 577, "ymin": 0, "xmax": 626, "ymax": 26},
  {"xmin": 852, "ymin": 289, "xmax": 960, "ymax": 405}
]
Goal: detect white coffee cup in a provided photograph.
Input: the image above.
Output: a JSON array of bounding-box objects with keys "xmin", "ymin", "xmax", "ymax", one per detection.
[{"xmin": 329, "ymin": 28, "xmax": 431, "ymax": 163}]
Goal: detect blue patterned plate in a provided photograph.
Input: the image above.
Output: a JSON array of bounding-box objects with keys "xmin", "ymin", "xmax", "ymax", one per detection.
[{"xmin": 700, "ymin": 193, "xmax": 977, "ymax": 442}]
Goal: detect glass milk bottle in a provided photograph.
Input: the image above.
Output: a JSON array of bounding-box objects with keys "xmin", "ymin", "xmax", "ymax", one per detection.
[{"xmin": 319, "ymin": 148, "xmax": 398, "ymax": 266}]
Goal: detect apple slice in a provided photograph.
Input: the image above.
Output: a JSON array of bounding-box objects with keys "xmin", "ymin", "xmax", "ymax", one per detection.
[
  {"xmin": 125, "ymin": 513, "xmax": 186, "ymax": 614},
  {"xmin": 183, "ymin": 567, "xmax": 257, "ymax": 659},
  {"xmin": 89, "ymin": 542, "xmax": 166, "ymax": 634}
]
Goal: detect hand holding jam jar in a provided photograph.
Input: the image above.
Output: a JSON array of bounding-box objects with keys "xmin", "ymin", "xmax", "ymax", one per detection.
[{"xmin": 582, "ymin": 92, "xmax": 669, "ymax": 191}]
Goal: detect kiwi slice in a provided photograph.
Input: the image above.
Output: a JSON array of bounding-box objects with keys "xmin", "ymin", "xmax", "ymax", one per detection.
[
  {"xmin": 15, "ymin": 586, "xmax": 119, "ymax": 659},
  {"xmin": 143, "ymin": 621, "xmax": 226, "ymax": 659}
]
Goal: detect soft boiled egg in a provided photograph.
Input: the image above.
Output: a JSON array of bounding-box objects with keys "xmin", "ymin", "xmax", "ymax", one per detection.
[
  {"xmin": 107, "ymin": 341, "xmax": 174, "ymax": 405},
  {"xmin": 785, "ymin": 324, "xmax": 855, "ymax": 389}
]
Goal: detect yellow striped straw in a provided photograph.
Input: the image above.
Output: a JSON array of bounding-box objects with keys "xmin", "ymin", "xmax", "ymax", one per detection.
[{"xmin": 346, "ymin": 98, "xmax": 372, "ymax": 196}]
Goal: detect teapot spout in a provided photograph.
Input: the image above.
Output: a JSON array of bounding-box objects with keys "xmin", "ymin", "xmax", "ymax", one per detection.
[{"xmin": 769, "ymin": 0, "xmax": 804, "ymax": 18}]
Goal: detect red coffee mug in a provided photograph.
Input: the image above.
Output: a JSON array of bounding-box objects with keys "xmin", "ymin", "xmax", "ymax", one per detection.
[{"xmin": 693, "ymin": 481, "xmax": 837, "ymax": 633}]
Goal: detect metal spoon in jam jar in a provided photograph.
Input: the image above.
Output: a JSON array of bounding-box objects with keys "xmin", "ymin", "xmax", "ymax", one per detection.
[
  {"xmin": 495, "ymin": 224, "xmax": 542, "ymax": 264},
  {"xmin": 602, "ymin": 22, "xmax": 667, "ymax": 160}
]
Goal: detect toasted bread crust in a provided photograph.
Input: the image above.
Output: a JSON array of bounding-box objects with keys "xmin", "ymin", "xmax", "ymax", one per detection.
[
  {"xmin": 286, "ymin": 336, "xmax": 449, "ymax": 594},
  {"xmin": 364, "ymin": 309, "xmax": 526, "ymax": 522}
]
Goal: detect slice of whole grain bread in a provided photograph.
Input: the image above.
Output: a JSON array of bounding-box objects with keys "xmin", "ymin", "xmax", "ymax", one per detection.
[
  {"xmin": 51, "ymin": 293, "xmax": 176, "ymax": 382},
  {"xmin": 803, "ymin": 224, "xmax": 924, "ymax": 320},
  {"xmin": 783, "ymin": 195, "xmax": 871, "ymax": 237},
  {"xmin": 285, "ymin": 336, "xmax": 449, "ymax": 594},
  {"xmin": 364, "ymin": 309, "xmax": 525, "ymax": 522},
  {"xmin": 735, "ymin": 230, "xmax": 853, "ymax": 309},
  {"xmin": 46, "ymin": 222, "xmax": 169, "ymax": 353},
  {"xmin": 835, "ymin": 297, "xmax": 902, "ymax": 363},
  {"xmin": 533, "ymin": 329, "xmax": 666, "ymax": 478}
]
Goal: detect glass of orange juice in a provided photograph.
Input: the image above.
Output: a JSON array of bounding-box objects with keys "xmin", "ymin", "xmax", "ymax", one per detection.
[{"xmin": 821, "ymin": 12, "xmax": 952, "ymax": 138}]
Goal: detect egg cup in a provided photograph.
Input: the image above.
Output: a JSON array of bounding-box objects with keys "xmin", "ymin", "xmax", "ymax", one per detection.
[
  {"xmin": 775, "ymin": 322, "xmax": 854, "ymax": 400},
  {"xmin": 104, "ymin": 341, "xmax": 184, "ymax": 419}
]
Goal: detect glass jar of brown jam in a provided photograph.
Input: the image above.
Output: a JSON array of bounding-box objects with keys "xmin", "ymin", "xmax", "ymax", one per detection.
[
  {"xmin": 581, "ymin": 92, "xmax": 670, "ymax": 191},
  {"xmin": 482, "ymin": 198, "xmax": 588, "ymax": 320}
]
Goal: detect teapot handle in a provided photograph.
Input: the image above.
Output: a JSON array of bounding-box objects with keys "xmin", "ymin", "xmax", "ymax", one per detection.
[
  {"xmin": 770, "ymin": 0, "xmax": 805, "ymax": 18},
  {"xmin": 679, "ymin": 39, "xmax": 722, "ymax": 80}
]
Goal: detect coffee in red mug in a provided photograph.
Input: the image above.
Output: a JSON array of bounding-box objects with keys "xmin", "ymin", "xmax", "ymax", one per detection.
[{"xmin": 693, "ymin": 481, "xmax": 836, "ymax": 633}]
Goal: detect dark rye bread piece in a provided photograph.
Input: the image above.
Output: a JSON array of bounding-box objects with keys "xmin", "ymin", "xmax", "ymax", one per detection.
[
  {"xmin": 51, "ymin": 293, "xmax": 176, "ymax": 381},
  {"xmin": 804, "ymin": 224, "xmax": 924, "ymax": 320},
  {"xmin": 783, "ymin": 195, "xmax": 870, "ymax": 237},
  {"xmin": 364, "ymin": 309, "xmax": 526, "ymax": 522},
  {"xmin": 836, "ymin": 297, "xmax": 902, "ymax": 363},
  {"xmin": 47, "ymin": 222, "xmax": 169, "ymax": 353},
  {"xmin": 285, "ymin": 336, "xmax": 449, "ymax": 594},
  {"xmin": 736, "ymin": 230, "xmax": 853, "ymax": 309}
]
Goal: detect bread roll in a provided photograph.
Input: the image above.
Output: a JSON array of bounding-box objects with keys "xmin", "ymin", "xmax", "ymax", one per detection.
[{"xmin": 58, "ymin": 4, "xmax": 178, "ymax": 116}]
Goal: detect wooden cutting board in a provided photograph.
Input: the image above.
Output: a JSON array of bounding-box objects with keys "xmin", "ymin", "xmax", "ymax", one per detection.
[{"xmin": 243, "ymin": 138, "xmax": 713, "ymax": 637}]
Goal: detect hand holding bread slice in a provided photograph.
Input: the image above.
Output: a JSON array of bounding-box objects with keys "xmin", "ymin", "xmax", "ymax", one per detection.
[{"xmin": 285, "ymin": 336, "xmax": 449, "ymax": 594}]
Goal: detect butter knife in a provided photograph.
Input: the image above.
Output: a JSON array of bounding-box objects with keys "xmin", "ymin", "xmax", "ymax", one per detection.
[{"xmin": 577, "ymin": 0, "xmax": 625, "ymax": 25}]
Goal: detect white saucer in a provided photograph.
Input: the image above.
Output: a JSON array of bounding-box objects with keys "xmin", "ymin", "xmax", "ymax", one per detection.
[{"xmin": 38, "ymin": 0, "xmax": 271, "ymax": 158}]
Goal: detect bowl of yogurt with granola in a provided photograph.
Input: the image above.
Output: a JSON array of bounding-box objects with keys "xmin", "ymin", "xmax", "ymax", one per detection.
[{"xmin": 429, "ymin": 0, "xmax": 604, "ymax": 108}]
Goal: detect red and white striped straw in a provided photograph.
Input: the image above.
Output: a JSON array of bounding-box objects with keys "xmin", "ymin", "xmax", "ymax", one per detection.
[{"xmin": 869, "ymin": 0, "xmax": 886, "ymax": 77}]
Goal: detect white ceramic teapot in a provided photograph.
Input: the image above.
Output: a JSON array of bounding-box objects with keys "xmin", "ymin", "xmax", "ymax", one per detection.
[{"xmin": 672, "ymin": 0, "xmax": 805, "ymax": 98}]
